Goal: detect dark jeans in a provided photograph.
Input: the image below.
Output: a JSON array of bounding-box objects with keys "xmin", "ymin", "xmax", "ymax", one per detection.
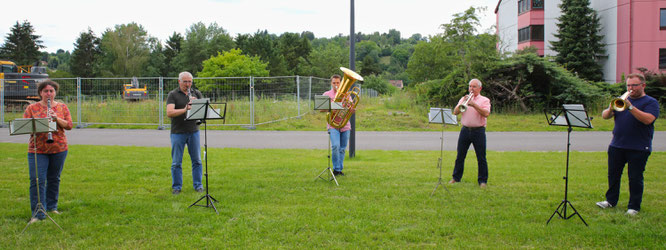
[
  {"xmin": 605, "ymin": 146, "xmax": 651, "ymax": 211},
  {"xmin": 28, "ymin": 150, "xmax": 68, "ymax": 219},
  {"xmin": 452, "ymin": 126, "xmax": 488, "ymax": 184}
]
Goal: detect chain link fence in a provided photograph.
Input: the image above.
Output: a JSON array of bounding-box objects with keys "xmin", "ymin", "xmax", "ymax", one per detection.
[{"xmin": 0, "ymin": 76, "xmax": 378, "ymax": 129}]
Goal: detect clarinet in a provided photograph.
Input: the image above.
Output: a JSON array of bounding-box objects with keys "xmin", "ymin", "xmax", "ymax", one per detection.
[
  {"xmin": 46, "ymin": 99, "xmax": 54, "ymax": 143},
  {"xmin": 188, "ymin": 87, "xmax": 203, "ymax": 125}
]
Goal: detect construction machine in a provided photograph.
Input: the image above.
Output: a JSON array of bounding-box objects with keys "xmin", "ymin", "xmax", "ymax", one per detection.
[
  {"xmin": 122, "ymin": 77, "xmax": 148, "ymax": 100},
  {"xmin": 0, "ymin": 60, "xmax": 49, "ymax": 110}
]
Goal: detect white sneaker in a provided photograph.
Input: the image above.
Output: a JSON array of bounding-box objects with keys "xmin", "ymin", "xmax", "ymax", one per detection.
[
  {"xmin": 596, "ymin": 201, "xmax": 613, "ymax": 208},
  {"xmin": 626, "ymin": 209, "xmax": 639, "ymax": 216}
]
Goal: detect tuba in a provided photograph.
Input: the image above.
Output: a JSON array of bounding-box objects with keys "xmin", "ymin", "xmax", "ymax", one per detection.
[
  {"xmin": 327, "ymin": 67, "xmax": 363, "ymax": 129},
  {"xmin": 611, "ymin": 90, "xmax": 632, "ymax": 112}
]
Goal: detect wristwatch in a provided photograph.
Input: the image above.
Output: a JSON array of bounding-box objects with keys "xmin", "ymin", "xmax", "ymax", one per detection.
[{"xmin": 628, "ymin": 105, "xmax": 634, "ymax": 111}]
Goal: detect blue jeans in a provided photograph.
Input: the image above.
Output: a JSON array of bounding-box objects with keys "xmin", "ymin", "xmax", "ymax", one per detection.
[
  {"xmin": 452, "ymin": 126, "xmax": 488, "ymax": 184},
  {"xmin": 171, "ymin": 131, "xmax": 203, "ymax": 191},
  {"xmin": 605, "ymin": 146, "xmax": 651, "ymax": 211},
  {"xmin": 28, "ymin": 150, "xmax": 67, "ymax": 219},
  {"xmin": 329, "ymin": 129, "xmax": 350, "ymax": 172}
]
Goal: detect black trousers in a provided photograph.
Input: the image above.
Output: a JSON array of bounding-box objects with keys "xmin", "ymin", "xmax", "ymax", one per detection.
[
  {"xmin": 452, "ymin": 126, "xmax": 488, "ymax": 184},
  {"xmin": 605, "ymin": 146, "xmax": 651, "ymax": 211}
]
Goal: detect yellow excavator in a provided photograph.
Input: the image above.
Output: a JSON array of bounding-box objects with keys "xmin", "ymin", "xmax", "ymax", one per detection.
[{"xmin": 122, "ymin": 77, "xmax": 148, "ymax": 100}]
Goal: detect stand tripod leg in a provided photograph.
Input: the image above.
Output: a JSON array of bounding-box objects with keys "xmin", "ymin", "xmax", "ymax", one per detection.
[
  {"xmin": 546, "ymin": 200, "xmax": 588, "ymax": 226},
  {"xmin": 315, "ymin": 130, "xmax": 338, "ymax": 186}
]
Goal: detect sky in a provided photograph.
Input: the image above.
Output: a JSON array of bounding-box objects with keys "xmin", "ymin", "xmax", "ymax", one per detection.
[{"xmin": 1, "ymin": 0, "xmax": 499, "ymax": 53}]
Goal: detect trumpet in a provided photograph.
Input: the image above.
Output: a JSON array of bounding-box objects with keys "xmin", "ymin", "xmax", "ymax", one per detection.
[
  {"xmin": 611, "ymin": 90, "xmax": 632, "ymax": 112},
  {"xmin": 46, "ymin": 99, "xmax": 54, "ymax": 143},
  {"xmin": 327, "ymin": 67, "xmax": 363, "ymax": 128},
  {"xmin": 459, "ymin": 93, "xmax": 473, "ymax": 113}
]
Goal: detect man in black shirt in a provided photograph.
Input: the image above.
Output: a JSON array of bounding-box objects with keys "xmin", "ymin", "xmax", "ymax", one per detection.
[{"xmin": 166, "ymin": 72, "xmax": 204, "ymax": 195}]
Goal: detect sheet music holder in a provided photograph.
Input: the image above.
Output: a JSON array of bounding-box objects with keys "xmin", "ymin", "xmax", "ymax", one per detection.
[
  {"xmin": 544, "ymin": 104, "xmax": 592, "ymax": 226},
  {"xmin": 9, "ymin": 118, "xmax": 63, "ymax": 233},
  {"xmin": 428, "ymin": 108, "xmax": 457, "ymax": 196},
  {"xmin": 10, "ymin": 118, "xmax": 56, "ymax": 135},
  {"xmin": 185, "ymin": 98, "xmax": 227, "ymax": 214},
  {"xmin": 314, "ymin": 95, "xmax": 342, "ymax": 185},
  {"xmin": 314, "ymin": 95, "xmax": 344, "ymax": 110}
]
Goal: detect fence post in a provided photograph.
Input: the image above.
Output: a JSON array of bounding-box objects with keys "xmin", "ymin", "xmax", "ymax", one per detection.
[
  {"xmin": 158, "ymin": 77, "xmax": 165, "ymax": 130},
  {"xmin": 296, "ymin": 75, "xmax": 301, "ymax": 116},
  {"xmin": 76, "ymin": 77, "xmax": 83, "ymax": 128},
  {"xmin": 0, "ymin": 78, "xmax": 5, "ymax": 128},
  {"xmin": 308, "ymin": 76, "xmax": 312, "ymax": 112},
  {"xmin": 249, "ymin": 76, "xmax": 256, "ymax": 129}
]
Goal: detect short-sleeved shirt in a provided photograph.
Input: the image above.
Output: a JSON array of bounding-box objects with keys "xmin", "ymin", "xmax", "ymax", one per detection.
[
  {"xmin": 610, "ymin": 95, "xmax": 660, "ymax": 151},
  {"xmin": 458, "ymin": 94, "xmax": 491, "ymax": 127},
  {"xmin": 23, "ymin": 101, "xmax": 73, "ymax": 154},
  {"xmin": 166, "ymin": 87, "xmax": 203, "ymax": 134},
  {"xmin": 324, "ymin": 89, "xmax": 352, "ymax": 132}
]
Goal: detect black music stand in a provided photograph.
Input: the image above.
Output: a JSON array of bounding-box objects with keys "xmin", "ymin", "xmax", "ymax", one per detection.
[
  {"xmin": 10, "ymin": 117, "xmax": 63, "ymax": 233},
  {"xmin": 314, "ymin": 95, "xmax": 344, "ymax": 186},
  {"xmin": 544, "ymin": 104, "xmax": 592, "ymax": 226},
  {"xmin": 185, "ymin": 98, "xmax": 226, "ymax": 214},
  {"xmin": 428, "ymin": 108, "xmax": 457, "ymax": 196}
]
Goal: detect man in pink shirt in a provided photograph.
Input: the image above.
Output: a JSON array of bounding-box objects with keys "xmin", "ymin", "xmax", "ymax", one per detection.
[
  {"xmin": 449, "ymin": 79, "xmax": 491, "ymax": 187},
  {"xmin": 323, "ymin": 74, "xmax": 351, "ymax": 176}
]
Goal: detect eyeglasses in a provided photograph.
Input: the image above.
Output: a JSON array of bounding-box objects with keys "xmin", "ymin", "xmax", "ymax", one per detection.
[
  {"xmin": 626, "ymin": 84, "xmax": 642, "ymax": 87},
  {"xmin": 181, "ymin": 80, "xmax": 193, "ymax": 83}
]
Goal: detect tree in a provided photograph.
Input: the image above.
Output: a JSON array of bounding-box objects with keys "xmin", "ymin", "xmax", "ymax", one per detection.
[
  {"xmin": 164, "ymin": 32, "xmax": 183, "ymax": 76},
  {"xmin": 237, "ymin": 30, "xmax": 288, "ymax": 76},
  {"xmin": 99, "ymin": 23, "xmax": 151, "ymax": 76},
  {"xmin": 0, "ymin": 20, "xmax": 45, "ymax": 65},
  {"xmin": 277, "ymin": 32, "xmax": 311, "ymax": 75},
  {"xmin": 308, "ymin": 42, "xmax": 348, "ymax": 78},
  {"xmin": 144, "ymin": 38, "xmax": 166, "ymax": 76},
  {"xmin": 175, "ymin": 22, "xmax": 235, "ymax": 75},
  {"xmin": 196, "ymin": 48, "xmax": 269, "ymax": 91},
  {"xmin": 551, "ymin": 0, "xmax": 605, "ymax": 82},
  {"xmin": 70, "ymin": 28, "xmax": 101, "ymax": 77}
]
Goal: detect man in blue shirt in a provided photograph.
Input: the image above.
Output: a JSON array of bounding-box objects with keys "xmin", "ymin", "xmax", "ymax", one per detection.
[{"xmin": 596, "ymin": 73, "xmax": 660, "ymax": 215}]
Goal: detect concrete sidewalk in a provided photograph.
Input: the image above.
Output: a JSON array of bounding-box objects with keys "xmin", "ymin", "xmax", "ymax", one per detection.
[{"xmin": 2, "ymin": 128, "xmax": 665, "ymax": 151}]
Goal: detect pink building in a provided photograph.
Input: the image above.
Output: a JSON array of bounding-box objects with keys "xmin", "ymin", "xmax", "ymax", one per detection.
[{"xmin": 495, "ymin": 0, "xmax": 666, "ymax": 82}]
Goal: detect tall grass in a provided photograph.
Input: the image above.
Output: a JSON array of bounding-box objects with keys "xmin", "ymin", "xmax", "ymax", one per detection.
[
  {"xmin": 1, "ymin": 143, "xmax": 664, "ymax": 248},
  {"xmin": 2, "ymin": 93, "xmax": 663, "ymax": 131}
]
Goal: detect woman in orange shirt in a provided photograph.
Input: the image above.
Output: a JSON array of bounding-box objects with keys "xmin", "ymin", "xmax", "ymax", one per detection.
[{"xmin": 23, "ymin": 80, "xmax": 73, "ymax": 223}]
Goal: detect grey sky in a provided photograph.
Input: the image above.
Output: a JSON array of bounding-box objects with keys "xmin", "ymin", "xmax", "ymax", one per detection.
[{"xmin": 1, "ymin": 0, "xmax": 499, "ymax": 53}]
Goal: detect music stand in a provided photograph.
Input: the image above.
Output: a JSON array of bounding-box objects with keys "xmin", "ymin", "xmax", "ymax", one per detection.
[
  {"xmin": 428, "ymin": 108, "xmax": 457, "ymax": 196},
  {"xmin": 186, "ymin": 98, "xmax": 226, "ymax": 214},
  {"xmin": 10, "ymin": 117, "xmax": 63, "ymax": 233},
  {"xmin": 544, "ymin": 104, "xmax": 592, "ymax": 226},
  {"xmin": 314, "ymin": 95, "xmax": 344, "ymax": 186}
]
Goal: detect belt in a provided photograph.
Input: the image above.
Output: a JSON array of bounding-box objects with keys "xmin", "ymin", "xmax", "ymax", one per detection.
[{"xmin": 463, "ymin": 126, "xmax": 485, "ymax": 131}]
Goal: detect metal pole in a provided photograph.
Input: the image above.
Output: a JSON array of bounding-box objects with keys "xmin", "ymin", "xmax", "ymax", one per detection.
[
  {"xmin": 308, "ymin": 76, "xmax": 312, "ymax": 111},
  {"xmin": 76, "ymin": 77, "xmax": 82, "ymax": 128},
  {"xmin": 296, "ymin": 75, "xmax": 301, "ymax": 116},
  {"xmin": 250, "ymin": 76, "xmax": 255, "ymax": 129},
  {"xmin": 158, "ymin": 77, "xmax": 165, "ymax": 130},
  {"xmin": 349, "ymin": 0, "xmax": 357, "ymax": 158},
  {"xmin": 0, "ymin": 78, "xmax": 5, "ymax": 127}
]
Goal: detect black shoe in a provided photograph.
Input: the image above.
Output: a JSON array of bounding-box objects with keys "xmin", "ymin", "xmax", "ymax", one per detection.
[
  {"xmin": 196, "ymin": 188, "xmax": 204, "ymax": 193},
  {"xmin": 333, "ymin": 171, "xmax": 341, "ymax": 176},
  {"xmin": 172, "ymin": 189, "xmax": 181, "ymax": 195}
]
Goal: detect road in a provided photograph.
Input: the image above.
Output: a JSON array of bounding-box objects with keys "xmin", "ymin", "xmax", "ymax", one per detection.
[{"xmin": 2, "ymin": 128, "xmax": 665, "ymax": 151}]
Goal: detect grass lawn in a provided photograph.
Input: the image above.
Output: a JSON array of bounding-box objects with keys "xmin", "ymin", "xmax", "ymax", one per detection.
[{"xmin": 1, "ymin": 143, "xmax": 665, "ymax": 248}]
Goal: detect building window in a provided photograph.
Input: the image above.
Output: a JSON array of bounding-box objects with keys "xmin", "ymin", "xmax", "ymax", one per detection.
[
  {"xmin": 659, "ymin": 9, "xmax": 666, "ymax": 30},
  {"xmin": 659, "ymin": 49, "xmax": 666, "ymax": 69},
  {"xmin": 532, "ymin": 0, "xmax": 544, "ymax": 9},
  {"xmin": 518, "ymin": 25, "xmax": 544, "ymax": 42},
  {"xmin": 531, "ymin": 25, "xmax": 544, "ymax": 41},
  {"xmin": 518, "ymin": 0, "xmax": 529, "ymax": 14},
  {"xmin": 519, "ymin": 0, "xmax": 544, "ymax": 14},
  {"xmin": 519, "ymin": 27, "xmax": 530, "ymax": 42}
]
